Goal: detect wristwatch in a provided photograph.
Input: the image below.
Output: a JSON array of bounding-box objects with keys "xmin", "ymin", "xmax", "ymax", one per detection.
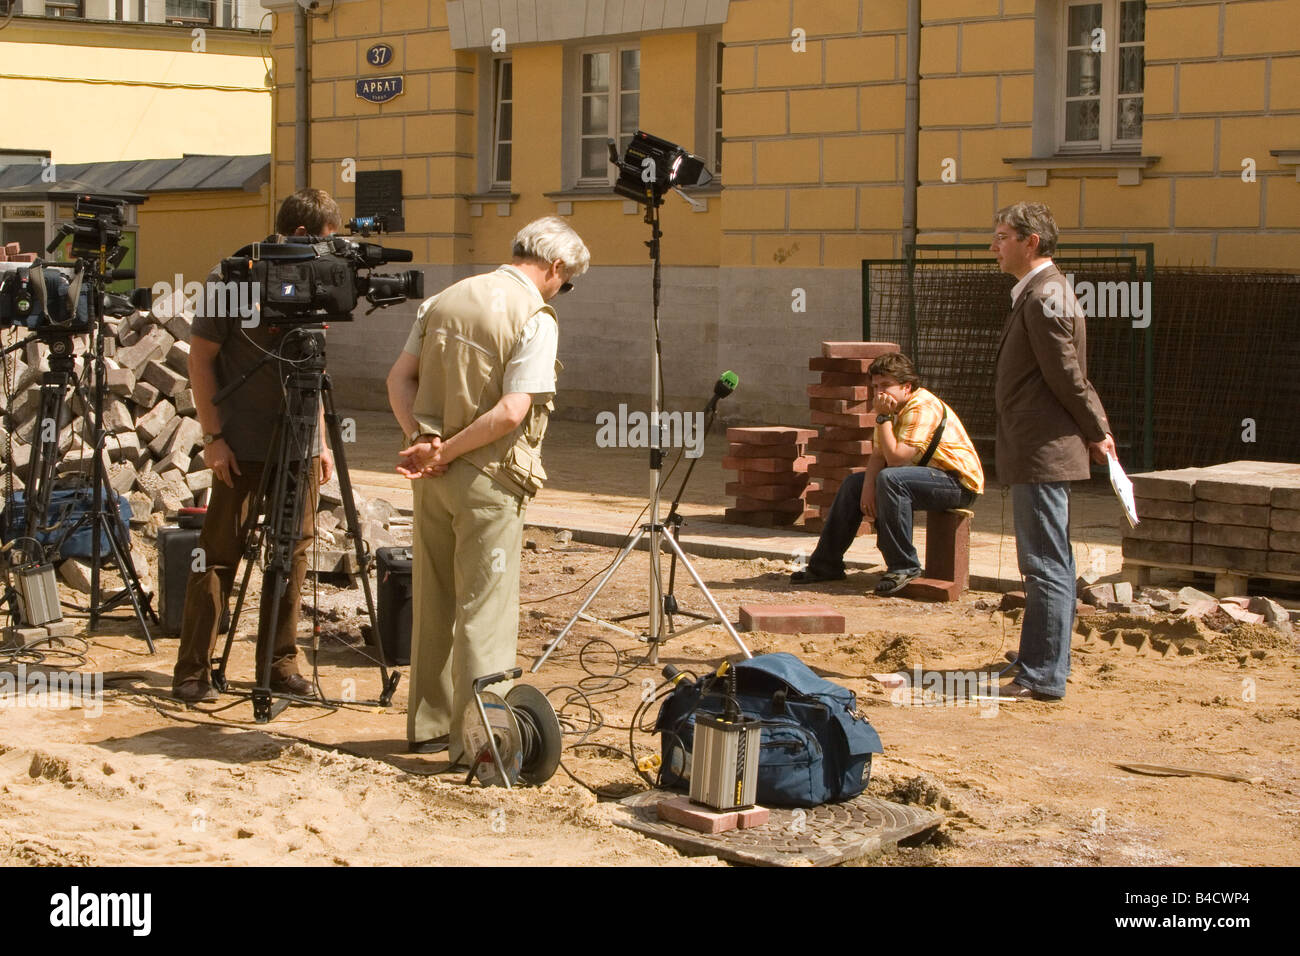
[
  {"xmin": 875, "ymin": 414, "xmax": 894, "ymax": 425},
  {"xmin": 406, "ymin": 429, "xmax": 438, "ymax": 446},
  {"xmin": 201, "ymin": 432, "xmax": 224, "ymax": 446}
]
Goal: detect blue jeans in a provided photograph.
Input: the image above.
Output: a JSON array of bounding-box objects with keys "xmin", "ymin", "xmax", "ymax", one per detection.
[
  {"xmin": 1011, "ymin": 482, "xmax": 1075, "ymax": 698},
  {"xmin": 808, "ymin": 467, "xmax": 977, "ymax": 577}
]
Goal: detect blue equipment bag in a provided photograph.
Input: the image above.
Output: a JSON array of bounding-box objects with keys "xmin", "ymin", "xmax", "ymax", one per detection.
[
  {"xmin": 2, "ymin": 487, "xmax": 133, "ymax": 560},
  {"xmin": 655, "ymin": 652, "xmax": 883, "ymax": 807}
]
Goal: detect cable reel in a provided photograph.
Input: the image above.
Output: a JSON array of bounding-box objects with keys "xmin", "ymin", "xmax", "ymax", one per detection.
[{"xmin": 462, "ymin": 669, "xmax": 563, "ymax": 788}]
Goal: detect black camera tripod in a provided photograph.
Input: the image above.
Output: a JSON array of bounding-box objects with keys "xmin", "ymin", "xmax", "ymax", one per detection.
[
  {"xmin": 1, "ymin": 297, "xmax": 158, "ymax": 648},
  {"xmin": 210, "ymin": 325, "xmax": 399, "ymax": 722}
]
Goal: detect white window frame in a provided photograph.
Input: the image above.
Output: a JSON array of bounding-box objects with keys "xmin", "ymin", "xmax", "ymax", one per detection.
[
  {"xmin": 1057, "ymin": 0, "xmax": 1145, "ymax": 153},
  {"xmin": 490, "ymin": 57, "xmax": 513, "ymax": 190},
  {"xmin": 574, "ymin": 43, "xmax": 640, "ymax": 188}
]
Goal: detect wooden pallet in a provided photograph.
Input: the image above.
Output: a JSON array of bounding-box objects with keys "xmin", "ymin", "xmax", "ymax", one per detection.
[{"xmin": 1121, "ymin": 557, "xmax": 1300, "ymax": 597}]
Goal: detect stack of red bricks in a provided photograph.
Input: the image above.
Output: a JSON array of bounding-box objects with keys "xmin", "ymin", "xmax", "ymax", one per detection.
[
  {"xmin": 803, "ymin": 341, "xmax": 899, "ymax": 534},
  {"xmin": 722, "ymin": 426, "xmax": 816, "ymax": 527},
  {"xmin": 0, "ymin": 242, "xmax": 38, "ymax": 263}
]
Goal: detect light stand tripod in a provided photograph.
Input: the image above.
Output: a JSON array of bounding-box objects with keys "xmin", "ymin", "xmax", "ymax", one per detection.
[
  {"xmin": 532, "ymin": 184, "xmax": 752, "ymax": 673},
  {"xmin": 209, "ymin": 326, "xmax": 399, "ymax": 722},
  {"xmin": 0, "ymin": 271, "xmax": 158, "ymax": 649}
]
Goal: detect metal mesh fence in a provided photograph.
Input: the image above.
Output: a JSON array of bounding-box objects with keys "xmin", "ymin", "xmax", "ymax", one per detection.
[{"xmin": 864, "ymin": 247, "xmax": 1300, "ymax": 473}]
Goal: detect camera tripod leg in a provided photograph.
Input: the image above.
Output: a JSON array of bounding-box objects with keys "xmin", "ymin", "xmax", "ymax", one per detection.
[
  {"xmin": 251, "ymin": 432, "xmax": 317, "ymax": 722},
  {"xmin": 213, "ymin": 423, "xmax": 280, "ymax": 694},
  {"xmin": 321, "ymin": 388, "xmax": 399, "ymax": 707}
]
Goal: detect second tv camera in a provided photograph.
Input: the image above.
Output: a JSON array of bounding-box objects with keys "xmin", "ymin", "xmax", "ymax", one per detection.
[{"xmin": 219, "ymin": 235, "xmax": 424, "ymax": 324}]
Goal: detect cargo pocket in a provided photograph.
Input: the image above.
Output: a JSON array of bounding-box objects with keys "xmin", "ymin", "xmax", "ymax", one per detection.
[
  {"xmin": 502, "ymin": 441, "xmax": 546, "ymax": 498},
  {"xmin": 757, "ymin": 719, "xmax": 828, "ymax": 807}
]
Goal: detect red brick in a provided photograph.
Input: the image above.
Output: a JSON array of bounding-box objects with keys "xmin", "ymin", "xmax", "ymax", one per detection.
[
  {"xmin": 803, "ymin": 516, "xmax": 826, "ymax": 533},
  {"xmin": 900, "ymin": 577, "xmax": 964, "ymax": 602},
  {"xmin": 818, "ymin": 371, "xmax": 873, "ymax": 387},
  {"xmin": 656, "ymin": 795, "xmax": 738, "ymax": 833},
  {"xmin": 897, "ymin": 509, "xmax": 970, "ymax": 602},
  {"xmin": 737, "ymin": 805, "xmax": 771, "ymax": 828},
  {"xmin": 807, "ymin": 384, "xmax": 872, "ymax": 400},
  {"xmin": 809, "ymin": 397, "xmax": 872, "ymax": 414},
  {"xmin": 806, "ymin": 489, "xmax": 842, "ymax": 508},
  {"xmin": 808, "ymin": 438, "xmax": 872, "ymax": 455},
  {"xmin": 809, "ymin": 463, "xmax": 866, "ymax": 481},
  {"xmin": 726, "ymin": 479, "xmax": 809, "ymax": 500},
  {"xmin": 811, "ymin": 410, "xmax": 876, "ymax": 428},
  {"xmin": 731, "ymin": 496, "xmax": 806, "ymax": 513},
  {"xmin": 727, "ymin": 442, "xmax": 801, "ymax": 459},
  {"xmin": 738, "ymin": 604, "xmax": 846, "ymax": 633},
  {"xmin": 724, "ymin": 508, "xmax": 801, "ymax": 527},
  {"xmin": 731, "ymin": 473, "xmax": 811, "ymax": 491},
  {"xmin": 821, "ymin": 341, "xmax": 900, "ymax": 359},
  {"xmin": 809, "ymin": 357, "xmax": 872, "ymax": 373},
  {"xmin": 723, "ymin": 454, "xmax": 813, "ymax": 474},
  {"xmin": 812, "ymin": 451, "xmax": 871, "ymax": 467},
  {"xmin": 818, "ymin": 425, "xmax": 875, "ymax": 441},
  {"xmin": 726, "ymin": 426, "xmax": 817, "ymax": 445}
]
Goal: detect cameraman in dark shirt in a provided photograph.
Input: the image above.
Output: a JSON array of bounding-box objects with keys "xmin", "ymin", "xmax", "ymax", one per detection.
[{"xmin": 172, "ymin": 189, "xmax": 338, "ymax": 703}]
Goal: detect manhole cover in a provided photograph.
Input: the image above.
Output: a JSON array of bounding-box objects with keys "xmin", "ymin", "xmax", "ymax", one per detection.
[{"xmin": 613, "ymin": 790, "xmax": 941, "ymax": 867}]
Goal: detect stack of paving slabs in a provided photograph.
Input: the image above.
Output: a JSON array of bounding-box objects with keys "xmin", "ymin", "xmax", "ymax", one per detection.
[
  {"xmin": 0, "ymin": 305, "xmax": 409, "ymax": 581},
  {"xmin": 722, "ymin": 426, "xmax": 815, "ymax": 527},
  {"xmin": 1125, "ymin": 460, "xmax": 1300, "ymax": 581},
  {"xmin": 0, "ymin": 306, "xmax": 208, "ymax": 528},
  {"xmin": 803, "ymin": 341, "xmax": 898, "ymax": 534}
]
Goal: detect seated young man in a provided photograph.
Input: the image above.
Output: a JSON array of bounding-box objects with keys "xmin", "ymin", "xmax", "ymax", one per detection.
[{"xmin": 791, "ymin": 352, "xmax": 984, "ymax": 595}]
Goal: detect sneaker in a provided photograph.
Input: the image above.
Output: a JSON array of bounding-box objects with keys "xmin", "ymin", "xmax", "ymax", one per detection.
[
  {"xmin": 790, "ymin": 566, "xmax": 847, "ymax": 585},
  {"xmin": 874, "ymin": 569, "xmax": 921, "ymax": 596}
]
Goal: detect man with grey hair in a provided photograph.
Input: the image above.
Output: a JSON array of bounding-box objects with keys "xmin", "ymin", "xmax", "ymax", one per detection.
[
  {"xmin": 991, "ymin": 201, "xmax": 1114, "ymax": 701},
  {"xmin": 387, "ymin": 216, "xmax": 589, "ymax": 760}
]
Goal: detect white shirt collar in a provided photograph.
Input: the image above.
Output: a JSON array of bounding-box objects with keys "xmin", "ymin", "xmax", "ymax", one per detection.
[
  {"xmin": 496, "ymin": 263, "xmax": 545, "ymax": 306},
  {"xmin": 1010, "ymin": 260, "xmax": 1053, "ymax": 306}
]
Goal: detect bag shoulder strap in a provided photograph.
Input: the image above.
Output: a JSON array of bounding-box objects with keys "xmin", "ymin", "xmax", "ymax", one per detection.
[{"xmin": 916, "ymin": 403, "xmax": 948, "ymax": 468}]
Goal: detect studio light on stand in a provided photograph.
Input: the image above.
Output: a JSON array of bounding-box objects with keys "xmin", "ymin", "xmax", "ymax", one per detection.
[{"xmin": 533, "ymin": 132, "xmax": 752, "ymax": 673}]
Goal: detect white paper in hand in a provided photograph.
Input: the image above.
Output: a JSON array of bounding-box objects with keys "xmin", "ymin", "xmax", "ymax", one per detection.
[{"xmin": 1107, "ymin": 452, "xmax": 1139, "ymax": 528}]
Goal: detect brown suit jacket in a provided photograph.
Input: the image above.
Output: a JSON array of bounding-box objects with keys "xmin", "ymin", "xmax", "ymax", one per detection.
[{"xmin": 994, "ymin": 263, "xmax": 1111, "ymax": 484}]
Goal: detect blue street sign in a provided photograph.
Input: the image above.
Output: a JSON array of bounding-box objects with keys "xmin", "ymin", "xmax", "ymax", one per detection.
[{"xmin": 356, "ymin": 75, "xmax": 404, "ymax": 104}]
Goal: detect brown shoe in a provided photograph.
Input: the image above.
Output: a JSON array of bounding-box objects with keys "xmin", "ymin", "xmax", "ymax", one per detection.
[
  {"xmin": 270, "ymin": 673, "xmax": 314, "ymax": 697},
  {"xmin": 998, "ymin": 680, "xmax": 1062, "ymax": 702},
  {"xmin": 174, "ymin": 680, "xmax": 218, "ymax": 704}
]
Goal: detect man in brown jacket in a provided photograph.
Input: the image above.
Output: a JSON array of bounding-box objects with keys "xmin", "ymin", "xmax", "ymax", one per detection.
[{"xmin": 992, "ymin": 202, "xmax": 1115, "ymax": 701}]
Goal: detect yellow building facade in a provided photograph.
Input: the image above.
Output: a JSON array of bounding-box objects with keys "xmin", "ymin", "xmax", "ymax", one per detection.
[
  {"xmin": 264, "ymin": 0, "xmax": 1300, "ymax": 419},
  {"xmin": 0, "ymin": 8, "xmax": 273, "ymax": 287}
]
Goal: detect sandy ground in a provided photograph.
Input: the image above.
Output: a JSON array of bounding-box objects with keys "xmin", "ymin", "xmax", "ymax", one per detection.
[{"xmin": 3, "ymin": 525, "xmax": 1297, "ymax": 867}]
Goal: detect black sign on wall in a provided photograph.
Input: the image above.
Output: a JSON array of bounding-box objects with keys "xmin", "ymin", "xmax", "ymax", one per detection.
[{"xmin": 355, "ymin": 170, "xmax": 405, "ymax": 231}]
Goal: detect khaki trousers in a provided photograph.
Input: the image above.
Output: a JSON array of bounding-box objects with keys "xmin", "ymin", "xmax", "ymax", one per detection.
[
  {"xmin": 172, "ymin": 458, "xmax": 319, "ymax": 689},
  {"xmin": 407, "ymin": 458, "xmax": 525, "ymax": 759}
]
